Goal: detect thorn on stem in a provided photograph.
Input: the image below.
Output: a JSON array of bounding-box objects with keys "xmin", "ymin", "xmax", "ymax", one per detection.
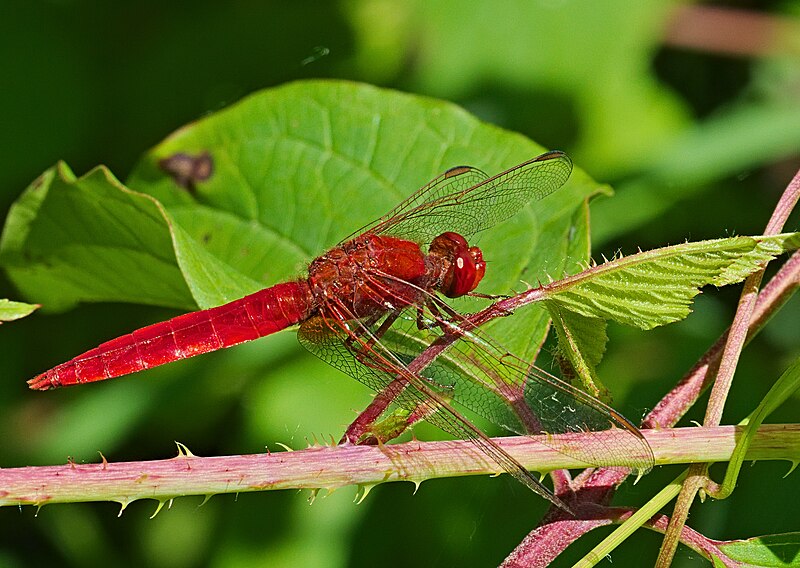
[{"xmin": 174, "ymin": 441, "xmax": 196, "ymax": 458}]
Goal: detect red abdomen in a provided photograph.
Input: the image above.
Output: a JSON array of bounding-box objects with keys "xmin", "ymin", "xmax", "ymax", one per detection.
[{"xmin": 29, "ymin": 281, "xmax": 314, "ymax": 390}]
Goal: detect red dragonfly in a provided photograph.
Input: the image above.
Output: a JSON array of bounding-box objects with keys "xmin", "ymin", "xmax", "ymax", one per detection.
[{"xmin": 30, "ymin": 151, "xmax": 653, "ymax": 510}]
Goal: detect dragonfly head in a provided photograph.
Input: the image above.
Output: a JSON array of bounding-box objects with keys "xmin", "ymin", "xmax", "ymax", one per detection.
[{"xmin": 429, "ymin": 232, "xmax": 486, "ymax": 298}]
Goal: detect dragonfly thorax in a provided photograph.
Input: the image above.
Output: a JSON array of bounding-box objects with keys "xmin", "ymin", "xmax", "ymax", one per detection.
[{"xmin": 307, "ymin": 233, "xmax": 429, "ymax": 319}]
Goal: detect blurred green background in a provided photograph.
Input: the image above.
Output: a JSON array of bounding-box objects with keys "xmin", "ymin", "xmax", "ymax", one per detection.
[{"xmin": 2, "ymin": 1, "xmax": 800, "ymax": 567}]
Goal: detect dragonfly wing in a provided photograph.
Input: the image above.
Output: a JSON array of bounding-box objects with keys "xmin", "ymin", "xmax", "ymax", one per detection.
[
  {"xmin": 366, "ymin": 309, "xmax": 655, "ymax": 474},
  {"xmin": 343, "ymin": 165, "xmax": 489, "ymax": 243},
  {"xmin": 297, "ymin": 312, "xmax": 572, "ymax": 510},
  {"xmin": 354, "ymin": 151, "xmax": 572, "ymax": 245}
]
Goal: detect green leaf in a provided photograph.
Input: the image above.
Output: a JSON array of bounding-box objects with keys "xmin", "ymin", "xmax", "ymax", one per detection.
[
  {"xmin": 0, "ymin": 163, "xmax": 195, "ymax": 312},
  {"xmin": 169, "ymin": 220, "xmax": 264, "ymax": 309},
  {"xmin": 537, "ymin": 234, "xmax": 800, "ymax": 386},
  {"xmin": 381, "ymin": 0, "xmax": 688, "ymax": 174},
  {"xmin": 126, "ymin": 80, "xmax": 603, "ymax": 359},
  {"xmin": 719, "ymin": 532, "xmax": 800, "ymax": 567},
  {"xmin": 743, "ymin": 357, "xmax": 800, "ymax": 422},
  {"xmin": 547, "ymin": 302, "xmax": 609, "ymax": 400},
  {"xmin": 364, "ymin": 408, "xmax": 413, "ymax": 444},
  {"xmin": 0, "ymin": 81, "xmax": 603, "ymax": 363},
  {"xmin": 710, "ymin": 554, "xmax": 727, "ymax": 568},
  {"xmin": 362, "ymin": 4, "xmax": 800, "ymax": 248},
  {"xmin": 0, "ymin": 299, "xmax": 39, "ymax": 323},
  {"xmin": 542, "ymin": 234, "xmax": 800, "ymax": 331}
]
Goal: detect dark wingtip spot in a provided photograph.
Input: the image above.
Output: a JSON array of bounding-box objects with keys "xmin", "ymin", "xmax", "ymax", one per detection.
[
  {"xmin": 158, "ymin": 151, "xmax": 214, "ymax": 192},
  {"xmin": 443, "ymin": 165, "xmax": 472, "ymax": 178}
]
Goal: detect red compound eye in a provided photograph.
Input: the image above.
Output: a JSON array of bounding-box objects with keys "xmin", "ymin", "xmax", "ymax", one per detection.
[
  {"xmin": 430, "ymin": 232, "xmax": 486, "ymax": 298},
  {"xmin": 445, "ymin": 246, "xmax": 485, "ymax": 297}
]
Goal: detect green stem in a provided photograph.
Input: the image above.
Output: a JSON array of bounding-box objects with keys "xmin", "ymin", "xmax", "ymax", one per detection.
[{"xmin": 1, "ymin": 425, "xmax": 798, "ymax": 509}]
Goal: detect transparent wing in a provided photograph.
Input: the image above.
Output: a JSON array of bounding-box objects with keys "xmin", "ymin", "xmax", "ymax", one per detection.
[
  {"xmin": 348, "ymin": 151, "xmax": 572, "ymax": 244},
  {"xmin": 299, "ymin": 275, "xmax": 653, "ymax": 475},
  {"xmin": 380, "ymin": 309, "xmax": 654, "ymax": 474},
  {"xmin": 297, "ymin": 308, "xmax": 571, "ymax": 510}
]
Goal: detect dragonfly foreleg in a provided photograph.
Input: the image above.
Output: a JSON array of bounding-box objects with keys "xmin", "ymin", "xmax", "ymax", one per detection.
[
  {"xmin": 466, "ymin": 291, "xmax": 510, "ymax": 300},
  {"xmin": 340, "ymin": 312, "xmax": 405, "ymax": 377},
  {"xmin": 342, "ymin": 311, "xmax": 397, "ymax": 354},
  {"xmin": 418, "ymin": 300, "xmax": 472, "ymax": 344}
]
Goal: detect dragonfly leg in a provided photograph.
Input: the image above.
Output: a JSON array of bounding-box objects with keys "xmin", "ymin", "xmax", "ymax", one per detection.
[
  {"xmin": 341, "ymin": 311, "xmax": 399, "ymax": 364},
  {"xmin": 338, "ymin": 309, "xmax": 459, "ymax": 443},
  {"xmin": 466, "ymin": 291, "xmax": 510, "ymax": 300},
  {"xmin": 417, "ymin": 300, "xmax": 473, "ymax": 344}
]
